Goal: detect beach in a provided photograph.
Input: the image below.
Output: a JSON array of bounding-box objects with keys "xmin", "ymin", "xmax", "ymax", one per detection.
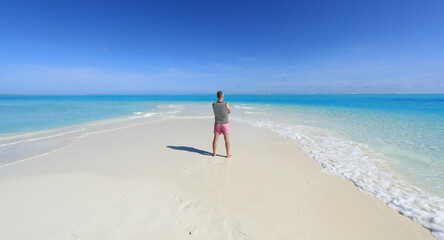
[{"xmin": 0, "ymin": 116, "xmax": 435, "ymax": 240}]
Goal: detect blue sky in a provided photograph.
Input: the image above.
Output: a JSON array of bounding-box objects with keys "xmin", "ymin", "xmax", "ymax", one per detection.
[{"xmin": 1, "ymin": 0, "xmax": 443, "ymax": 94}]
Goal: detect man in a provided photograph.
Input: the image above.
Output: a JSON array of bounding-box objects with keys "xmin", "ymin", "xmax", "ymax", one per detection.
[{"xmin": 212, "ymin": 91, "xmax": 232, "ymax": 158}]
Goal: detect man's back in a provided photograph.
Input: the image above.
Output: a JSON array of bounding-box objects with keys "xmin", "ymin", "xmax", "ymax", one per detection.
[{"xmin": 212, "ymin": 101, "xmax": 229, "ymax": 124}]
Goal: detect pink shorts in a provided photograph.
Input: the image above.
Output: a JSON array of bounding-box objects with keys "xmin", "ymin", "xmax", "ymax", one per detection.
[{"xmin": 214, "ymin": 123, "xmax": 230, "ymax": 135}]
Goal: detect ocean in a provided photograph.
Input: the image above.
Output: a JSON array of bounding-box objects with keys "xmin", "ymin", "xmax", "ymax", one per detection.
[{"xmin": 1, "ymin": 94, "xmax": 443, "ymax": 239}]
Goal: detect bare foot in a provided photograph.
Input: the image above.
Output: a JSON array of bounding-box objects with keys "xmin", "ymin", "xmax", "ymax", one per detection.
[
  {"xmin": 213, "ymin": 153, "xmax": 216, "ymax": 157},
  {"xmin": 226, "ymin": 154, "xmax": 233, "ymax": 158}
]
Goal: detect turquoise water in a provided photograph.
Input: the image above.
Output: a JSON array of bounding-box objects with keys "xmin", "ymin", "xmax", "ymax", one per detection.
[
  {"xmin": 1, "ymin": 94, "xmax": 443, "ymax": 238},
  {"xmin": 0, "ymin": 95, "xmax": 160, "ymax": 133}
]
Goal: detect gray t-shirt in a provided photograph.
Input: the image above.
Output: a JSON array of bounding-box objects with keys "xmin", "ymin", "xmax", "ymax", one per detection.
[{"xmin": 212, "ymin": 101, "xmax": 229, "ymax": 124}]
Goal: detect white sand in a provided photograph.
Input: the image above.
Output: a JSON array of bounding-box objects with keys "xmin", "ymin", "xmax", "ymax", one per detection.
[{"xmin": 0, "ymin": 118, "xmax": 435, "ymax": 239}]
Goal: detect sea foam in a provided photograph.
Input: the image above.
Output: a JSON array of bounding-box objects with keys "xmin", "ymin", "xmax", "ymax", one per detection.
[{"xmin": 233, "ymin": 105, "xmax": 256, "ymax": 109}]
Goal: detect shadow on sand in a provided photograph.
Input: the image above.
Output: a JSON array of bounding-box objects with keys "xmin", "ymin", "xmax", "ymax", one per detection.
[{"xmin": 166, "ymin": 146, "xmax": 224, "ymax": 157}]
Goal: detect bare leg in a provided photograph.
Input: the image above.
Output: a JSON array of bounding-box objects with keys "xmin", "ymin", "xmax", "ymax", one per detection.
[
  {"xmin": 212, "ymin": 133, "xmax": 220, "ymax": 157},
  {"xmin": 224, "ymin": 134, "xmax": 232, "ymax": 158}
]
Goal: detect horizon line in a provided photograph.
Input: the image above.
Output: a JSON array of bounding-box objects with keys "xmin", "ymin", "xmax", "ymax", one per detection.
[{"xmin": 2, "ymin": 92, "xmax": 444, "ymax": 96}]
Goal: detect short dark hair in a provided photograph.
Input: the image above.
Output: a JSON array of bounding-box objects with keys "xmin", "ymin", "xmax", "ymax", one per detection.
[{"xmin": 217, "ymin": 91, "xmax": 224, "ymax": 99}]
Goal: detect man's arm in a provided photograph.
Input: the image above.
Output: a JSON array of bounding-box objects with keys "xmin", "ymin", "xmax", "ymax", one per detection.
[{"xmin": 226, "ymin": 102, "xmax": 231, "ymax": 114}]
